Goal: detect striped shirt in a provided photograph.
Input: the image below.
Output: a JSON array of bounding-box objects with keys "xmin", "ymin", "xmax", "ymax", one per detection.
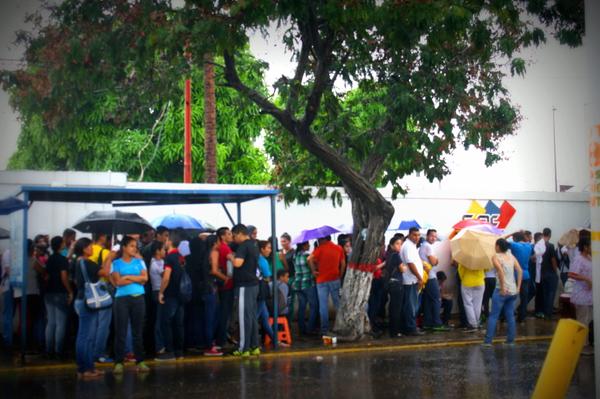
[{"xmin": 291, "ymin": 251, "xmax": 315, "ymax": 291}]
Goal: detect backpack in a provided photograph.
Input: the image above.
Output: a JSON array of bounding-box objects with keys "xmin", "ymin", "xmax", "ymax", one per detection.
[{"xmin": 179, "ymin": 268, "xmax": 193, "ymax": 303}]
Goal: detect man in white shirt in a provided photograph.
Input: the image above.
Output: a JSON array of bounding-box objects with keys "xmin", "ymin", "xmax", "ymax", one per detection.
[
  {"xmin": 400, "ymin": 228, "xmax": 424, "ymax": 336},
  {"xmin": 419, "ymin": 229, "xmax": 449, "ymax": 332},
  {"xmin": 533, "ymin": 232, "xmax": 546, "ymax": 317}
]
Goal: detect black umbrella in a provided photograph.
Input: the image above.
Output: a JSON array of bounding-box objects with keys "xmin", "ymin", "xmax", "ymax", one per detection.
[
  {"xmin": 0, "ymin": 197, "xmax": 28, "ymax": 215},
  {"xmin": 0, "ymin": 227, "xmax": 9, "ymax": 240},
  {"xmin": 73, "ymin": 210, "xmax": 153, "ymax": 235}
]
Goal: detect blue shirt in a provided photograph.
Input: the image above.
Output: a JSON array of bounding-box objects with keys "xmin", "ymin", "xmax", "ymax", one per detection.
[
  {"xmin": 258, "ymin": 255, "xmax": 272, "ymax": 279},
  {"xmin": 111, "ymin": 258, "xmax": 146, "ymax": 297},
  {"xmin": 509, "ymin": 242, "xmax": 533, "ymax": 280}
]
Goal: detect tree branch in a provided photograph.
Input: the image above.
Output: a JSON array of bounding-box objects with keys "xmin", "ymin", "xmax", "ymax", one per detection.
[{"xmin": 286, "ymin": 33, "xmax": 310, "ymax": 113}]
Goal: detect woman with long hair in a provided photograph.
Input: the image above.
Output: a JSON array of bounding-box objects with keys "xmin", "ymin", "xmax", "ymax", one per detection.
[{"xmin": 568, "ymin": 237, "xmax": 593, "ymax": 355}]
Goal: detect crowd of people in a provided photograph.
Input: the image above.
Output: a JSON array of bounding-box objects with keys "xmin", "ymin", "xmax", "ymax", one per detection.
[{"xmin": 0, "ymin": 222, "xmax": 593, "ymax": 378}]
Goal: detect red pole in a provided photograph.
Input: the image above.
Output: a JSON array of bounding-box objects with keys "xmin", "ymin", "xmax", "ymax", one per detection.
[{"xmin": 184, "ymin": 79, "xmax": 192, "ymax": 183}]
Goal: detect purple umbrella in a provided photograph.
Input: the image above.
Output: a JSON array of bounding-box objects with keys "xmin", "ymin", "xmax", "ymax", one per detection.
[
  {"xmin": 464, "ymin": 223, "xmax": 504, "ymax": 236},
  {"xmin": 292, "ymin": 225, "xmax": 341, "ymax": 244}
]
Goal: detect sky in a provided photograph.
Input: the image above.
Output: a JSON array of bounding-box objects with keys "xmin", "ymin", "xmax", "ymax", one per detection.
[{"xmin": 0, "ymin": 0, "xmax": 591, "ymax": 194}]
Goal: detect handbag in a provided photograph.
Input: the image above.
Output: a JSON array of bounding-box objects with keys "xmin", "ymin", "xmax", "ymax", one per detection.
[{"xmin": 80, "ymin": 259, "xmax": 113, "ymax": 310}]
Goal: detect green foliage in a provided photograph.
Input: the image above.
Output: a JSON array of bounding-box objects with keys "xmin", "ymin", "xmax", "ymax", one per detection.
[{"xmin": 3, "ymin": 0, "xmax": 270, "ymax": 184}]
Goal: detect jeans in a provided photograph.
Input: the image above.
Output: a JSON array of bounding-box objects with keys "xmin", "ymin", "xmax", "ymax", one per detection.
[
  {"xmin": 422, "ymin": 278, "xmax": 443, "ymax": 328},
  {"xmin": 484, "ymin": 290, "xmax": 517, "ymax": 344},
  {"xmin": 461, "ymin": 285, "xmax": 485, "ymax": 328},
  {"xmin": 237, "ymin": 285, "xmax": 259, "ymax": 352},
  {"xmin": 517, "ymin": 280, "xmax": 530, "ymax": 322},
  {"xmin": 74, "ymin": 299, "xmax": 99, "ymax": 373},
  {"xmin": 152, "ymin": 291, "xmax": 164, "ymax": 351},
  {"xmin": 388, "ymin": 281, "xmax": 404, "ymax": 336},
  {"xmin": 441, "ymin": 298, "xmax": 453, "ymax": 326},
  {"xmin": 202, "ymin": 291, "xmax": 218, "ymax": 348},
  {"xmin": 93, "ymin": 305, "xmax": 112, "ymax": 359},
  {"xmin": 114, "ymin": 295, "xmax": 145, "ymax": 364},
  {"xmin": 160, "ymin": 296, "xmax": 185, "ymax": 357},
  {"xmin": 401, "ymin": 284, "xmax": 419, "ymax": 334},
  {"xmin": 534, "ymin": 282, "xmax": 544, "ymax": 314},
  {"xmin": 368, "ymin": 278, "xmax": 385, "ymax": 332},
  {"xmin": 542, "ymin": 273, "xmax": 558, "ymax": 318},
  {"xmin": 482, "ymin": 277, "xmax": 496, "ymax": 317},
  {"xmin": 2, "ymin": 288, "xmax": 14, "ymax": 346},
  {"xmin": 216, "ymin": 289, "xmax": 234, "ymax": 347},
  {"xmin": 456, "ymin": 274, "xmax": 468, "ymax": 328},
  {"xmin": 316, "ymin": 279, "xmax": 341, "ymax": 334},
  {"xmin": 44, "ymin": 292, "xmax": 69, "ymax": 354},
  {"xmin": 296, "ymin": 286, "xmax": 318, "ymax": 335},
  {"xmin": 257, "ymin": 300, "xmax": 274, "ymax": 340}
]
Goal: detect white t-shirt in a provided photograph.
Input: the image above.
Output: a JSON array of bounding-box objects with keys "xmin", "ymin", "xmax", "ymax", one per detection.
[
  {"xmin": 418, "ymin": 241, "xmax": 437, "ymax": 280},
  {"xmin": 534, "ymin": 240, "xmax": 546, "ymax": 284},
  {"xmin": 401, "ymin": 240, "xmax": 423, "ymax": 285},
  {"xmin": 149, "ymin": 258, "xmax": 165, "ymax": 292}
]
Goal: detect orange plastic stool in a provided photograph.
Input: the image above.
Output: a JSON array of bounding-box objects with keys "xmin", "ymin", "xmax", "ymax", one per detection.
[{"xmin": 264, "ymin": 316, "xmax": 292, "ymax": 346}]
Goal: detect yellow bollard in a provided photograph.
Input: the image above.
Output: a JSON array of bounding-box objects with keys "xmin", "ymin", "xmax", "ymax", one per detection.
[{"xmin": 532, "ymin": 319, "xmax": 589, "ymax": 399}]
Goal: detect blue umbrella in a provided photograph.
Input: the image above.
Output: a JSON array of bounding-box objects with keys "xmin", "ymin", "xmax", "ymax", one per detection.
[
  {"xmin": 292, "ymin": 225, "xmax": 340, "ymax": 244},
  {"xmin": 397, "ymin": 220, "xmax": 421, "ymax": 230},
  {"xmin": 151, "ymin": 213, "xmax": 212, "ymax": 231},
  {"xmin": 0, "ymin": 197, "xmax": 28, "ymax": 215}
]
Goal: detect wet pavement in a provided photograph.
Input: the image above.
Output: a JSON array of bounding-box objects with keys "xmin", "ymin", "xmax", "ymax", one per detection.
[{"xmin": 0, "ymin": 341, "xmax": 594, "ymax": 399}]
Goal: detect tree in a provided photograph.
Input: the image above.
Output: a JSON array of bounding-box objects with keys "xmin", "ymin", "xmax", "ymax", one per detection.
[{"xmin": 2, "ymin": 0, "xmax": 271, "ymax": 184}]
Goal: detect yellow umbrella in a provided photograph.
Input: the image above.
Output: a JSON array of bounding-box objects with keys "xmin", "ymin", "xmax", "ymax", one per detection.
[
  {"xmin": 558, "ymin": 229, "xmax": 579, "ymax": 248},
  {"xmin": 450, "ymin": 229, "xmax": 498, "ymax": 270}
]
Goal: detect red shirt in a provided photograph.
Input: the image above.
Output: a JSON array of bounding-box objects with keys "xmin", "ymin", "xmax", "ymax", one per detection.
[
  {"xmin": 218, "ymin": 242, "xmax": 234, "ymax": 291},
  {"xmin": 313, "ymin": 241, "xmax": 344, "ymax": 284}
]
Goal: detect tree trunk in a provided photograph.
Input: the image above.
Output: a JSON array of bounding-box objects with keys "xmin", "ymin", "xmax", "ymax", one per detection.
[
  {"xmin": 333, "ymin": 187, "xmax": 394, "ymax": 340},
  {"xmin": 203, "ymin": 53, "xmax": 217, "ymax": 183}
]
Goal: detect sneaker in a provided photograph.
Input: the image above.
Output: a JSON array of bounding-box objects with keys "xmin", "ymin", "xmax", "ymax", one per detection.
[
  {"xmin": 278, "ymin": 342, "xmax": 291, "ymax": 348},
  {"xmin": 113, "ymin": 363, "xmax": 124, "ymax": 374},
  {"xmin": 125, "ymin": 353, "xmax": 136, "ymax": 363},
  {"xmin": 232, "ymin": 350, "xmax": 250, "ymax": 357},
  {"xmin": 464, "ymin": 327, "xmax": 479, "ymax": 333},
  {"xmin": 534, "ymin": 312, "xmax": 545, "ymax": 319},
  {"xmin": 481, "ymin": 342, "xmax": 493, "ymax": 348},
  {"xmin": 249, "ymin": 347, "xmax": 261, "ymax": 356},
  {"xmin": 155, "ymin": 353, "xmax": 176, "ymax": 361},
  {"xmin": 432, "ymin": 325, "xmax": 451, "ymax": 332},
  {"xmin": 136, "ymin": 361, "xmax": 150, "ymax": 372},
  {"xmin": 156, "ymin": 347, "xmax": 166, "ymax": 355},
  {"xmin": 96, "ymin": 356, "xmax": 113, "ymax": 364},
  {"xmin": 204, "ymin": 346, "xmax": 224, "ymax": 357}
]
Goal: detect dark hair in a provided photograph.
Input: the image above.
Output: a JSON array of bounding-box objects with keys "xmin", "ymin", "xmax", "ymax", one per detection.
[
  {"xmin": 426, "ymin": 229, "xmax": 437, "ymax": 236},
  {"xmin": 156, "ymin": 225, "xmax": 169, "ymax": 235},
  {"xmin": 216, "ymin": 227, "xmax": 230, "ymax": 239},
  {"xmin": 50, "ymin": 236, "xmax": 63, "ymax": 253},
  {"xmin": 258, "ymin": 240, "xmax": 271, "ymax": 250},
  {"xmin": 496, "ymin": 238, "xmax": 509, "ymax": 253},
  {"xmin": 436, "ymin": 271, "xmax": 447, "ymax": 282},
  {"xmin": 277, "ymin": 269, "xmax": 289, "ymax": 280},
  {"xmin": 281, "ymin": 233, "xmax": 291, "ymax": 241},
  {"xmin": 296, "ymin": 241, "xmax": 308, "ymax": 251},
  {"xmin": 34, "ymin": 234, "xmax": 46, "ymax": 244},
  {"xmin": 206, "ymin": 234, "xmax": 218, "ymax": 250},
  {"xmin": 232, "ymin": 224, "xmax": 248, "ymax": 235},
  {"xmin": 409, "ymin": 227, "xmax": 419, "ymax": 234},
  {"xmin": 513, "ymin": 232, "xmax": 525, "ymax": 243},
  {"xmin": 542, "ymin": 228, "xmax": 552, "ymax": 237},
  {"xmin": 27, "ymin": 239, "xmax": 34, "ymax": 256},
  {"xmin": 524, "ymin": 230, "xmax": 532, "ymax": 236},
  {"xmin": 169, "ymin": 229, "xmax": 183, "ymax": 248},
  {"xmin": 150, "ymin": 240, "xmax": 164, "ymax": 256},
  {"xmin": 387, "ymin": 236, "xmax": 403, "ymax": 251},
  {"xmin": 120, "ymin": 235, "xmax": 137, "ymax": 249},
  {"xmin": 337, "ymin": 234, "xmax": 349, "ymax": 246},
  {"xmin": 393, "ymin": 233, "xmax": 405, "ymax": 241},
  {"xmin": 534, "ymin": 232, "xmax": 543, "ymax": 241},
  {"xmin": 579, "ymin": 229, "xmax": 591, "ymax": 241},
  {"xmin": 321, "ymin": 235, "xmax": 332, "ymax": 241},
  {"xmin": 62, "ymin": 228, "xmax": 76, "ymax": 238},
  {"xmin": 578, "ymin": 237, "xmax": 591, "ymax": 253},
  {"xmin": 92, "ymin": 232, "xmax": 107, "ymax": 242},
  {"xmin": 74, "ymin": 237, "xmax": 93, "ymax": 257},
  {"xmin": 247, "ymin": 225, "xmax": 257, "ymax": 235}
]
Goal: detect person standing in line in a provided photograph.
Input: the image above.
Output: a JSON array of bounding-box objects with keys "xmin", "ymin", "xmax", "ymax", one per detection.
[
  {"xmin": 110, "ymin": 236, "xmax": 149, "ymax": 373},
  {"xmin": 458, "ymin": 261, "xmax": 486, "ymax": 333},
  {"xmin": 279, "ymin": 233, "xmax": 295, "ymax": 322},
  {"xmin": 308, "ymin": 235, "xmax": 346, "ymax": 336},
  {"xmin": 73, "ymin": 238, "xmax": 108, "ymax": 379},
  {"xmin": 44, "ymin": 236, "xmax": 73, "ymax": 359},
  {"xmin": 533, "ymin": 232, "xmax": 546, "ymax": 317},
  {"xmin": 504, "ymin": 231, "xmax": 533, "ymax": 322},
  {"xmin": 540, "ymin": 228, "xmax": 559, "ymax": 320},
  {"xmin": 483, "ymin": 238, "xmax": 522, "ymax": 346},
  {"xmin": 231, "ymin": 224, "xmax": 261, "ymax": 357},
  {"xmin": 203, "ymin": 234, "xmax": 225, "ymax": 356},
  {"xmin": 386, "ymin": 235, "xmax": 406, "ymax": 338},
  {"xmin": 419, "ymin": 229, "xmax": 449, "ymax": 332},
  {"xmin": 149, "ymin": 240, "xmax": 167, "ymax": 355},
  {"xmin": 292, "ymin": 241, "xmax": 318, "ymax": 336},
  {"xmin": 257, "ymin": 240, "xmax": 276, "ymax": 345},
  {"xmin": 568, "ymin": 238, "xmax": 593, "ymax": 355},
  {"xmin": 89, "ymin": 232, "xmax": 113, "ymax": 364},
  {"xmin": 215, "ymin": 227, "xmax": 235, "ymax": 349},
  {"xmin": 400, "ymin": 228, "xmax": 425, "ymax": 336}
]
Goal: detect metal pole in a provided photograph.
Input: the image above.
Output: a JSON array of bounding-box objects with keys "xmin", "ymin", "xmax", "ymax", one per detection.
[
  {"xmin": 270, "ymin": 195, "xmax": 278, "ymax": 348},
  {"xmin": 236, "ymin": 202, "xmax": 242, "ymax": 224},
  {"xmin": 552, "ymin": 106, "xmax": 558, "ymax": 192},
  {"xmin": 20, "ymin": 191, "xmax": 29, "ymax": 363},
  {"xmin": 184, "ymin": 79, "xmax": 192, "ymax": 183}
]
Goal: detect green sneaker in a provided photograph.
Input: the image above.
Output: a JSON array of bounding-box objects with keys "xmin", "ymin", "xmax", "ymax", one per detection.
[
  {"xmin": 136, "ymin": 361, "xmax": 150, "ymax": 372},
  {"xmin": 432, "ymin": 325, "xmax": 451, "ymax": 332},
  {"xmin": 113, "ymin": 363, "xmax": 124, "ymax": 374},
  {"xmin": 232, "ymin": 350, "xmax": 250, "ymax": 357},
  {"xmin": 249, "ymin": 347, "xmax": 261, "ymax": 356}
]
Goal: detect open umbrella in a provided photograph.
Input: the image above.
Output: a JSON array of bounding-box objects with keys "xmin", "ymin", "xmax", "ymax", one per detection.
[
  {"xmin": 398, "ymin": 220, "xmax": 421, "ymax": 230},
  {"xmin": 73, "ymin": 210, "xmax": 153, "ymax": 235},
  {"xmin": 558, "ymin": 229, "xmax": 579, "ymax": 248},
  {"xmin": 452, "ymin": 219, "xmax": 489, "ymax": 230},
  {"xmin": 463, "ymin": 223, "xmax": 504, "ymax": 235},
  {"xmin": 0, "ymin": 197, "xmax": 28, "ymax": 215},
  {"xmin": 292, "ymin": 225, "xmax": 340, "ymax": 244},
  {"xmin": 151, "ymin": 213, "xmax": 214, "ymax": 230},
  {"xmin": 450, "ymin": 229, "xmax": 498, "ymax": 270},
  {"xmin": 0, "ymin": 227, "xmax": 9, "ymax": 239}
]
